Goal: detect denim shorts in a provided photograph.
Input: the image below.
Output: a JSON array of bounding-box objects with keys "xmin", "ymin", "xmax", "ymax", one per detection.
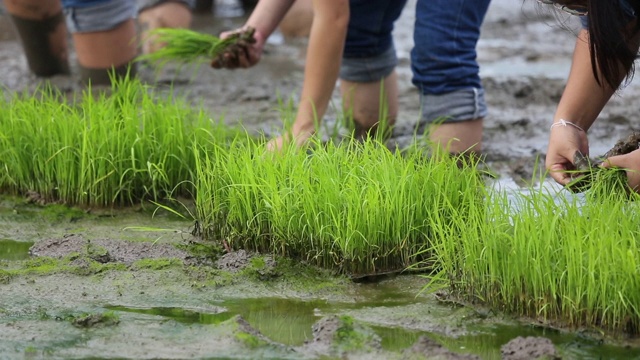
[
  {"xmin": 340, "ymin": 45, "xmax": 397, "ymax": 83},
  {"xmin": 63, "ymin": 0, "xmax": 136, "ymax": 33},
  {"xmin": 421, "ymin": 88, "xmax": 487, "ymax": 123},
  {"xmin": 412, "ymin": 0, "xmax": 491, "ymax": 123},
  {"xmin": 339, "ymin": 0, "xmax": 407, "ymax": 82},
  {"xmin": 138, "ymin": 0, "xmax": 195, "ymax": 12}
]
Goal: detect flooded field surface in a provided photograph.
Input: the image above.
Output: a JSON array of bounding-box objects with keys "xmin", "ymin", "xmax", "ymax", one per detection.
[
  {"xmin": 2, "ymin": 195, "xmax": 639, "ymax": 359},
  {"xmin": 2, "ymin": 0, "xmax": 640, "ymax": 359}
]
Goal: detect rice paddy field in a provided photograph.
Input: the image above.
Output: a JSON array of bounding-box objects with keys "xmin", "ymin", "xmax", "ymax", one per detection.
[{"xmin": 2, "ymin": 0, "xmax": 640, "ymax": 359}]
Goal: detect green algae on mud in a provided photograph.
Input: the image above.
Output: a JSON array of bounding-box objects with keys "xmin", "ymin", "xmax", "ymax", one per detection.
[{"xmin": 0, "ymin": 239, "xmax": 32, "ymax": 260}]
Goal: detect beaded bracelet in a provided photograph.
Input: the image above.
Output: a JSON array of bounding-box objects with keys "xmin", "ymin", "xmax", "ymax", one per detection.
[{"xmin": 549, "ymin": 119, "xmax": 586, "ymax": 132}]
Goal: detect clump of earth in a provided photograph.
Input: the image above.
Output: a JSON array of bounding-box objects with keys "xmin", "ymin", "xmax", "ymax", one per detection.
[{"xmin": 501, "ymin": 336, "xmax": 560, "ymax": 360}]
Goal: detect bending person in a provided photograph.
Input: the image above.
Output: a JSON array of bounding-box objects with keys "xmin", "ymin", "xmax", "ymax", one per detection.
[
  {"xmin": 211, "ymin": 0, "xmax": 407, "ymax": 150},
  {"xmin": 5, "ymin": 0, "xmax": 194, "ymax": 85},
  {"xmin": 412, "ymin": 0, "xmax": 492, "ymax": 156},
  {"xmin": 540, "ymin": 0, "xmax": 640, "ymax": 191}
]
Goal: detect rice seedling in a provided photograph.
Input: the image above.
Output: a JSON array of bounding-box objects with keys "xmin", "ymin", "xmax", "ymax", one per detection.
[
  {"xmin": 426, "ymin": 164, "xmax": 640, "ymax": 335},
  {"xmin": 136, "ymin": 27, "xmax": 256, "ymax": 67},
  {"xmin": 193, "ymin": 136, "xmax": 485, "ymax": 276},
  {"xmin": 0, "ymin": 77, "xmax": 248, "ymax": 206}
]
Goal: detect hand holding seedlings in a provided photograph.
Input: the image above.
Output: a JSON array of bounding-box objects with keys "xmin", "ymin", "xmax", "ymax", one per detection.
[
  {"xmin": 542, "ymin": 0, "xmax": 640, "ymax": 193},
  {"xmin": 211, "ymin": 27, "xmax": 262, "ymax": 69},
  {"xmin": 564, "ymin": 132, "xmax": 640, "ymax": 193},
  {"xmin": 136, "ymin": 27, "xmax": 257, "ymax": 67}
]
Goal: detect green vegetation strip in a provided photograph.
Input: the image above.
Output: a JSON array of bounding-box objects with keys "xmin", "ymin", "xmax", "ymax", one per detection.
[
  {"xmin": 0, "ymin": 78, "xmax": 245, "ymax": 206},
  {"xmin": 2, "ymin": 78, "xmax": 639, "ymax": 336},
  {"xmin": 428, "ymin": 170, "xmax": 640, "ymax": 334},
  {"xmin": 193, "ymin": 140, "xmax": 484, "ymax": 275}
]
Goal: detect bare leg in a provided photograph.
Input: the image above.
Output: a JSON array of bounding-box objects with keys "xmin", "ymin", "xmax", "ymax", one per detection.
[
  {"xmin": 73, "ymin": 19, "xmax": 138, "ymax": 84},
  {"xmin": 138, "ymin": 1, "xmax": 192, "ymax": 54},
  {"xmin": 3, "ymin": 0, "xmax": 69, "ymax": 76},
  {"xmin": 429, "ymin": 119, "xmax": 483, "ymax": 155},
  {"xmin": 279, "ymin": 0, "xmax": 313, "ymax": 38},
  {"xmin": 340, "ymin": 70, "xmax": 399, "ymax": 139}
]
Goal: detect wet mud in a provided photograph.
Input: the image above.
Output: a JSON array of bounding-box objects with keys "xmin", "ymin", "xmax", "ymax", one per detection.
[
  {"xmin": 29, "ymin": 234, "xmax": 193, "ymax": 265},
  {"xmin": 2, "ymin": 0, "xmax": 640, "ymax": 359},
  {"xmin": 500, "ymin": 336, "xmax": 560, "ymax": 360}
]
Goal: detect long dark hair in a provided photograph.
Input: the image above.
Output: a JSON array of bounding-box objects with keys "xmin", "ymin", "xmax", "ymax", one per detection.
[{"xmin": 587, "ymin": 0, "xmax": 640, "ymax": 89}]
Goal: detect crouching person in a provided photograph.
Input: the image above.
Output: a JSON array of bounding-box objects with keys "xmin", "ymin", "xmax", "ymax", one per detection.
[{"xmin": 5, "ymin": 0, "xmax": 137, "ymax": 85}]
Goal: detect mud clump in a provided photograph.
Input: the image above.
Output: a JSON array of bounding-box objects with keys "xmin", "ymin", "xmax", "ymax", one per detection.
[
  {"xmin": 602, "ymin": 131, "xmax": 640, "ymax": 158},
  {"xmin": 29, "ymin": 234, "xmax": 192, "ymax": 265},
  {"xmin": 306, "ymin": 315, "xmax": 381, "ymax": 356},
  {"xmin": 71, "ymin": 312, "xmax": 120, "ymax": 328},
  {"xmin": 216, "ymin": 250, "xmax": 276, "ymax": 277},
  {"xmin": 500, "ymin": 336, "xmax": 559, "ymax": 360},
  {"xmin": 406, "ymin": 336, "xmax": 480, "ymax": 360}
]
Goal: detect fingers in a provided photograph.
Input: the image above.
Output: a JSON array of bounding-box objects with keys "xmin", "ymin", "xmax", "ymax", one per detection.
[
  {"xmin": 211, "ymin": 26, "xmax": 259, "ymax": 69},
  {"xmin": 211, "ymin": 44, "xmax": 253, "ymax": 69},
  {"xmin": 548, "ymin": 164, "xmax": 573, "ymax": 185},
  {"xmin": 601, "ymin": 154, "xmax": 640, "ymax": 192}
]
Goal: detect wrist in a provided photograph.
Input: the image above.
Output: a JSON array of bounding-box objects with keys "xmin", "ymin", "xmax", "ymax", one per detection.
[{"xmin": 550, "ymin": 119, "xmax": 586, "ymax": 133}]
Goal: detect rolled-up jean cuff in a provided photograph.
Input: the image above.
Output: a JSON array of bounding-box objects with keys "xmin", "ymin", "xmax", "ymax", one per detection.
[
  {"xmin": 64, "ymin": 0, "xmax": 136, "ymax": 33},
  {"xmin": 339, "ymin": 45, "xmax": 398, "ymax": 83},
  {"xmin": 138, "ymin": 0, "xmax": 195, "ymax": 12},
  {"xmin": 420, "ymin": 87, "xmax": 487, "ymax": 124}
]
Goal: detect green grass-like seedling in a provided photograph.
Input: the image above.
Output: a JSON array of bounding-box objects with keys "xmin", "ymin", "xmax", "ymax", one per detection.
[
  {"xmin": 193, "ymin": 136, "xmax": 484, "ymax": 276},
  {"xmin": 426, "ymin": 164, "xmax": 640, "ymax": 335},
  {"xmin": 136, "ymin": 27, "xmax": 255, "ymax": 67}
]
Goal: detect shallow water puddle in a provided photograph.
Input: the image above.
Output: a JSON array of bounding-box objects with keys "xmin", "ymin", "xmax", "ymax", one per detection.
[
  {"xmin": 108, "ymin": 298, "xmax": 325, "ymax": 346},
  {"xmin": 0, "ymin": 239, "xmax": 33, "ymax": 260},
  {"xmin": 105, "ymin": 298, "xmax": 640, "ymax": 359}
]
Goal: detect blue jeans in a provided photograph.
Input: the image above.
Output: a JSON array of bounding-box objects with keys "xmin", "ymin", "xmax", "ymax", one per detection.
[
  {"xmin": 412, "ymin": 0, "xmax": 491, "ymax": 123},
  {"xmin": 340, "ymin": 0, "xmax": 407, "ymax": 82}
]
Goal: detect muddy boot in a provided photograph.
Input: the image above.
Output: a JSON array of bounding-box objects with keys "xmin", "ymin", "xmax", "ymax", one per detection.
[
  {"xmin": 78, "ymin": 62, "xmax": 137, "ymax": 86},
  {"xmin": 9, "ymin": 12, "xmax": 70, "ymax": 77}
]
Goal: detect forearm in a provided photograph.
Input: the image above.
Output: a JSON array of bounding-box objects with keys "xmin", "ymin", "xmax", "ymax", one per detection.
[
  {"xmin": 553, "ymin": 30, "xmax": 616, "ymax": 131},
  {"xmin": 293, "ymin": 0, "xmax": 349, "ymax": 135},
  {"xmin": 244, "ymin": 0, "xmax": 296, "ymax": 38}
]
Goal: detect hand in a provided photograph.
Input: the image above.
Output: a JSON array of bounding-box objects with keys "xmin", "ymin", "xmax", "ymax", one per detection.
[
  {"xmin": 545, "ymin": 124, "xmax": 589, "ymax": 186},
  {"xmin": 265, "ymin": 132, "xmax": 313, "ymax": 152},
  {"xmin": 211, "ymin": 26, "xmax": 265, "ymax": 69},
  {"xmin": 601, "ymin": 149, "xmax": 640, "ymax": 192}
]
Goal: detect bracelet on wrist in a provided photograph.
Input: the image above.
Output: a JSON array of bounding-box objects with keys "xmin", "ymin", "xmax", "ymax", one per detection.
[{"xmin": 550, "ymin": 119, "xmax": 586, "ymax": 133}]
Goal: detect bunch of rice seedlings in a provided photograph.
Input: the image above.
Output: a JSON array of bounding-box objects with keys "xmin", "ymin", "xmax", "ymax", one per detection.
[
  {"xmin": 0, "ymin": 77, "xmax": 247, "ymax": 206},
  {"xmin": 193, "ymin": 136, "xmax": 485, "ymax": 276},
  {"xmin": 136, "ymin": 27, "xmax": 255, "ymax": 67},
  {"xmin": 427, "ymin": 166, "xmax": 640, "ymax": 335}
]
